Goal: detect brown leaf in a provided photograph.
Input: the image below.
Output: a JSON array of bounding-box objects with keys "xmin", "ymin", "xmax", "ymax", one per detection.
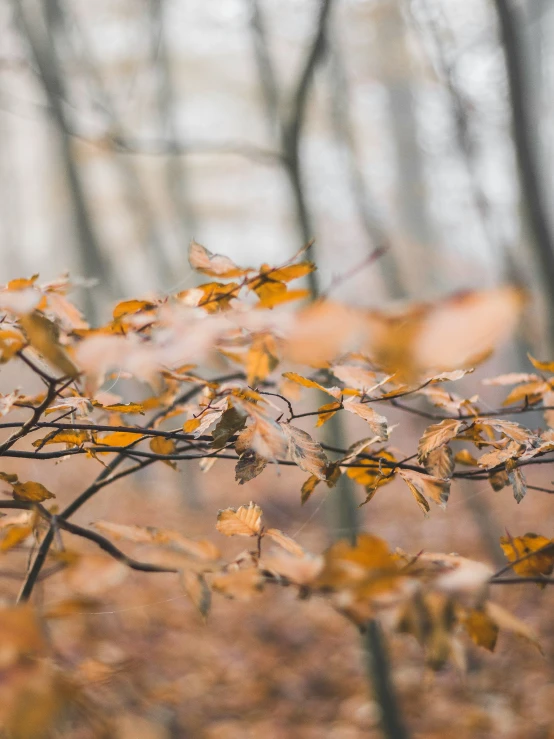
[
  {"xmin": 489, "ymin": 469, "xmax": 509, "ymax": 491},
  {"xmin": 235, "ymin": 449, "xmax": 268, "ymax": 484},
  {"xmin": 507, "ymin": 464, "xmax": 526, "ymax": 504},
  {"xmin": 424, "ymin": 446, "xmax": 454, "ymax": 479},
  {"xmin": 485, "ymin": 601, "xmax": 542, "ymax": 652},
  {"xmin": 212, "ymin": 406, "xmax": 246, "ymax": 450},
  {"xmin": 398, "ymin": 468, "xmax": 450, "ymax": 512},
  {"xmin": 478, "ymin": 441, "xmax": 523, "ymax": 469},
  {"xmin": 280, "ymin": 423, "xmax": 328, "ymax": 480},
  {"xmin": 216, "ymin": 502, "xmax": 263, "ymax": 537},
  {"xmin": 418, "ymin": 419, "xmax": 464, "ymax": 460}
]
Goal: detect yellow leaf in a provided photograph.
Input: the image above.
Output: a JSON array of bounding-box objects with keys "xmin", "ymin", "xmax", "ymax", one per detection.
[
  {"xmin": 528, "ymin": 353, "xmax": 554, "ymax": 373},
  {"xmin": 112, "ymin": 299, "xmax": 157, "ymax": 320},
  {"xmin": 485, "ymin": 601, "xmax": 542, "ymax": 652},
  {"xmin": 183, "ymin": 418, "xmax": 201, "ymax": 433},
  {"xmin": 499, "ymin": 533, "xmax": 554, "ymax": 582},
  {"xmin": 246, "ymin": 335, "xmax": 279, "ymax": 386},
  {"xmin": 0, "ymin": 524, "xmax": 33, "ymax": 552},
  {"xmin": 216, "ymin": 502, "xmax": 263, "ymax": 537},
  {"xmin": 19, "ymin": 311, "xmax": 79, "ymax": 378},
  {"xmin": 97, "ymin": 402, "xmax": 145, "ymax": 414},
  {"xmin": 177, "ymin": 282, "xmax": 240, "ymax": 312},
  {"xmin": 260, "ymin": 262, "xmax": 315, "ymax": 282},
  {"xmin": 98, "ymin": 431, "xmax": 144, "ymax": 449},
  {"xmin": 188, "ymin": 240, "xmax": 249, "ymax": 278},
  {"xmin": 12, "ymin": 481, "xmax": 56, "ymax": 502},
  {"xmin": 32, "ymin": 430, "xmax": 90, "ymax": 448},
  {"xmin": 313, "ymin": 533, "xmax": 398, "ymax": 591},
  {"xmin": 149, "ymin": 436, "xmax": 176, "ymax": 456},
  {"xmin": 463, "ymin": 608, "xmax": 499, "ymax": 651},
  {"xmin": 280, "ymin": 422, "xmax": 328, "ymax": 480},
  {"xmin": 345, "ymin": 451, "xmax": 396, "ymax": 489},
  {"xmin": 454, "ymin": 449, "xmax": 479, "ymax": 466},
  {"xmin": 282, "ymin": 371, "xmax": 341, "ymax": 399},
  {"xmin": 316, "ymin": 401, "xmax": 342, "ymax": 427}
]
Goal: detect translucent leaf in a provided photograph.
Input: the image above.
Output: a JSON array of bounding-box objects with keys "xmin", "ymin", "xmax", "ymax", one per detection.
[
  {"xmin": 188, "ymin": 240, "xmax": 248, "ymax": 278},
  {"xmin": 398, "ymin": 468, "xmax": 450, "ymax": 512},
  {"xmin": 265, "ymin": 528, "xmax": 304, "ymax": 557},
  {"xmin": 216, "ymin": 502, "xmax": 263, "ymax": 537},
  {"xmin": 342, "ymin": 400, "xmax": 388, "ymax": 441},
  {"xmin": 418, "ymin": 419, "xmax": 464, "ymax": 460}
]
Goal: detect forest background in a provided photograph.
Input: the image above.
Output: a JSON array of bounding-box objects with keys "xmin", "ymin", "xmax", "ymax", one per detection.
[{"xmin": 1, "ymin": 1, "xmax": 554, "ymax": 738}]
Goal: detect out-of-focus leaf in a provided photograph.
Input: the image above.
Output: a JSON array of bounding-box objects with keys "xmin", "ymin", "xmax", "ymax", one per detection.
[
  {"xmin": 282, "ymin": 371, "xmax": 341, "ymax": 399},
  {"xmin": 181, "ymin": 570, "xmax": 211, "ymax": 618},
  {"xmin": 216, "ymin": 502, "xmax": 263, "ymax": 537},
  {"xmin": 499, "ymin": 533, "xmax": 554, "ymax": 583},
  {"xmin": 211, "ymin": 568, "xmax": 264, "ymax": 600},
  {"xmin": 112, "ymin": 299, "xmax": 158, "ymax": 320},
  {"xmin": 265, "ymin": 528, "xmax": 304, "ymax": 557},
  {"xmin": 188, "ymin": 240, "xmax": 249, "ymax": 278},
  {"xmin": 246, "ymin": 334, "xmax": 279, "ymax": 386},
  {"xmin": 463, "ymin": 609, "xmax": 499, "ymax": 651},
  {"xmin": 489, "ymin": 468, "xmax": 509, "ymax": 491},
  {"xmin": 316, "ymin": 401, "xmax": 342, "ymax": 427},
  {"xmin": 19, "ymin": 311, "xmax": 79, "ymax": 378},
  {"xmin": 485, "ymin": 601, "xmax": 542, "ymax": 652},
  {"xmin": 454, "ymin": 449, "xmax": 479, "ymax": 466},
  {"xmin": 212, "ymin": 406, "xmax": 246, "ymax": 450},
  {"xmin": 7, "ymin": 480, "xmax": 56, "ymax": 502}
]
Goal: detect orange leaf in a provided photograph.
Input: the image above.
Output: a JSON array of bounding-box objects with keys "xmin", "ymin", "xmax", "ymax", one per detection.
[{"xmin": 216, "ymin": 502, "xmax": 263, "ymax": 537}]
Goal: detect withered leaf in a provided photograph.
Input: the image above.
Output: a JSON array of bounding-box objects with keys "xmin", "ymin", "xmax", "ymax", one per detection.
[
  {"xmin": 418, "ymin": 419, "xmax": 464, "ymax": 461},
  {"xmin": 235, "ymin": 449, "xmax": 267, "ymax": 484},
  {"xmin": 424, "ymin": 446, "xmax": 454, "ymax": 479},
  {"xmin": 282, "ymin": 371, "xmax": 341, "ymax": 399},
  {"xmin": 211, "ymin": 568, "xmax": 264, "ymax": 600},
  {"xmin": 507, "ymin": 464, "xmax": 526, "ymax": 504},
  {"xmin": 12, "ymin": 480, "xmax": 56, "ymax": 502},
  {"xmin": 489, "ymin": 468, "xmax": 509, "ymax": 491},
  {"xmin": 212, "ymin": 406, "xmax": 247, "ymax": 450},
  {"xmin": 189, "ymin": 240, "xmax": 248, "ymax": 278},
  {"xmin": 279, "ymin": 423, "xmax": 328, "ymax": 480},
  {"xmin": 216, "ymin": 502, "xmax": 263, "ymax": 537},
  {"xmin": 398, "ymin": 468, "xmax": 450, "ymax": 512}
]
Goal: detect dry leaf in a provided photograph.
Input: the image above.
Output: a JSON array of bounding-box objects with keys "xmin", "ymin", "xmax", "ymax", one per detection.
[
  {"xmin": 280, "ymin": 423, "xmax": 328, "ymax": 480},
  {"xmin": 418, "ymin": 419, "xmax": 464, "ymax": 460},
  {"xmin": 398, "ymin": 468, "xmax": 450, "ymax": 512},
  {"xmin": 19, "ymin": 311, "xmax": 79, "ymax": 378},
  {"xmin": 342, "ymin": 400, "xmax": 388, "ymax": 441},
  {"xmin": 499, "ymin": 533, "xmax": 554, "ymax": 582},
  {"xmin": 211, "ymin": 568, "xmax": 264, "ymax": 600},
  {"xmin": 265, "ymin": 528, "xmax": 304, "ymax": 557},
  {"xmin": 181, "ymin": 570, "xmax": 211, "ymax": 618},
  {"xmin": 216, "ymin": 502, "xmax": 263, "ymax": 537}
]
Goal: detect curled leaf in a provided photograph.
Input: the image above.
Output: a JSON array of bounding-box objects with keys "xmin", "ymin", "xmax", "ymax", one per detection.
[{"xmin": 216, "ymin": 502, "xmax": 263, "ymax": 537}]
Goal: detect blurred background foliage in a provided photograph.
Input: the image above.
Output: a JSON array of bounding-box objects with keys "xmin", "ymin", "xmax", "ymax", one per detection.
[{"xmin": 1, "ymin": 0, "xmax": 551, "ymax": 336}]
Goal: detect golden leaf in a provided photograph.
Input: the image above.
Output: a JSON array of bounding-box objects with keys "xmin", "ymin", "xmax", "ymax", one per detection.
[
  {"xmin": 178, "ymin": 282, "xmax": 241, "ymax": 312},
  {"xmin": 313, "ymin": 533, "xmax": 398, "ymax": 591},
  {"xmin": 12, "ymin": 481, "xmax": 56, "ymax": 502},
  {"xmin": 345, "ymin": 451, "xmax": 396, "ymax": 490},
  {"xmin": 398, "ymin": 468, "xmax": 450, "ymax": 512},
  {"xmin": 97, "ymin": 402, "xmax": 145, "ymax": 414},
  {"xmin": 32, "ymin": 430, "xmax": 90, "ymax": 448},
  {"xmin": 149, "ymin": 436, "xmax": 176, "ymax": 456},
  {"xmin": 19, "ymin": 311, "xmax": 79, "ymax": 378},
  {"xmin": 499, "ymin": 533, "xmax": 554, "ymax": 582},
  {"xmin": 463, "ymin": 609, "xmax": 499, "ymax": 651},
  {"xmin": 454, "ymin": 449, "xmax": 479, "ymax": 466},
  {"xmin": 282, "ymin": 371, "xmax": 341, "ymax": 399},
  {"xmin": 260, "ymin": 262, "xmax": 315, "ymax": 282},
  {"xmin": 280, "ymin": 423, "xmax": 328, "ymax": 480},
  {"xmin": 112, "ymin": 299, "xmax": 158, "ymax": 320},
  {"xmin": 216, "ymin": 502, "xmax": 263, "ymax": 537},
  {"xmin": 98, "ymin": 431, "xmax": 144, "ymax": 449},
  {"xmin": 485, "ymin": 601, "xmax": 542, "ymax": 652},
  {"xmin": 527, "ymin": 353, "xmax": 554, "ymax": 373},
  {"xmin": 246, "ymin": 334, "xmax": 279, "ymax": 386},
  {"xmin": 316, "ymin": 401, "xmax": 342, "ymax": 427},
  {"xmin": 0, "ymin": 524, "xmax": 33, "ymax": 552}
]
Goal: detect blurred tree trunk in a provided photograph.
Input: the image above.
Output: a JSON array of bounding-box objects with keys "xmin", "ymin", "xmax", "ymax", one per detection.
[
  {"xmin": 494, "ymin": 0, "xmax": 554, "ymax": 352},
  {"xmin": 12, "ymin": 0, "xmax": 119, "ymax": 319},
  {"xmin": 376, "ymin": 2, "xmax": 435, "ymax": 298}
]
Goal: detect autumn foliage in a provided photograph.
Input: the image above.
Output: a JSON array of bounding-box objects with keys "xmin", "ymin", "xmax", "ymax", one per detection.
[{"xmin": 0, "ymin": 243, "xmax": 553, "ymax": 736}]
